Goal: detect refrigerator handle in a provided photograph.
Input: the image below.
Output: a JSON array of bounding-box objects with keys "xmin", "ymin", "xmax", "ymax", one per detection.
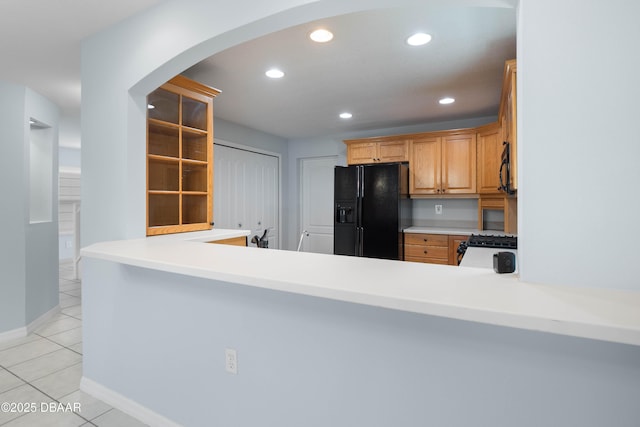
[{"xmin": 359, "ymin": 227, "xmax": 364, "ymax": 256}]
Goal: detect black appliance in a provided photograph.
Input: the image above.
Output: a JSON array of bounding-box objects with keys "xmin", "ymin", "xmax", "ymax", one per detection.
[
  {"xmin": 498, "ymin": 141, "xmax": 516, "ymax": 195},
  {"xmin": 334, "ymin": 163, "xmax": 411, "ymax": 260},
  {"xmin": 493, "ymin": 252, "xmax": 516, "ymax": 274},
  {"xmin": 456, "ymin": 234, "xmax": 518, "ymax": 265}
]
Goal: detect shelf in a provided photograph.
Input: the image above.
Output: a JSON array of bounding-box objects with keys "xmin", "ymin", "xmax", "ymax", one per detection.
[{"xmin": 148, "ymin": 154, "xmax": 180, "ymax": 162}]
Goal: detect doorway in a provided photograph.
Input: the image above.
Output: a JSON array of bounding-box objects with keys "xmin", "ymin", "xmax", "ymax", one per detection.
[{"xmin": 299, "ymin": 156, "xmax": 338, "ymax": 253}]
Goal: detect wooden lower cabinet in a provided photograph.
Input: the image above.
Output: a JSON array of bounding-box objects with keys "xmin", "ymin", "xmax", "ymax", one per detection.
[
  {"xmin": 404, "ymin": 233, "xmax": 449, "ymax": 265},
  {"xmin": 208, "ymin": 236, "xmax": 247, "ymax": 246},
  {"xmin": 404, "ymin": 233, "xmax": 468, "ymax": 266}
]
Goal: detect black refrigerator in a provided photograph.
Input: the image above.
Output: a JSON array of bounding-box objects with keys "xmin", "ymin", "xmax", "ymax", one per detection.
[{"xmin": 334, "ymin": 163, "xmax": 411, "ymax": 260}]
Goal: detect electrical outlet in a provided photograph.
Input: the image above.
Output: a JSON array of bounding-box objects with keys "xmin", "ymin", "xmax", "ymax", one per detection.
[
  {"xmin": 225, "ymin": 348, "xmax": 237, "ymax": 374},
  {"xmin": 65, "ymin": 241, "xmax": 73, "ymax": 249},
  {"xmin": 435, "ymin": 204, "xmax": 443, "ymax": 215}
]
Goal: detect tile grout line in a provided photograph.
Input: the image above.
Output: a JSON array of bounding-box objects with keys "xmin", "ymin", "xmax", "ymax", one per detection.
[
  {"xmin": 0, "ymin": 363, "xmax": 96, "ymax": 426},
  {"xmin": 37, "ymin": 334, "xmax": 83, "ymax": 357}
]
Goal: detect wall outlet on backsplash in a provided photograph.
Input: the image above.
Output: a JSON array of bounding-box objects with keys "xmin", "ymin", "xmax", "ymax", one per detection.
[{"xmin": 435, "ymin": 204, "xmax": 443, "ymax": 215}]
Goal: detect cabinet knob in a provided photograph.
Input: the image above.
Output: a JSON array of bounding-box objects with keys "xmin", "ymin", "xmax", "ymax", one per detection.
[
  {"xmin": 424, "ymin": 250, "xmax": 428, "ymax": 254},
  {"xmin": 423, "ymin": 238, "xmax": 428, "ymax": 242},
  {"xmin": 238, "ymin": 223, "xmax": 242, "ymax": 227}
]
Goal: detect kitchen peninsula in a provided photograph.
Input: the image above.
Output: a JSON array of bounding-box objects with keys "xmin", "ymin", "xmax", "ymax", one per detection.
[{"xmin": 80, "ymin": 232, "xmax": 640, "ymax": 427}]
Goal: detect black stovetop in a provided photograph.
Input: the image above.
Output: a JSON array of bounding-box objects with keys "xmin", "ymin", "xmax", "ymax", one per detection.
[{"xmin": 466, "ymin": 234, "xmax": 517, "ymax": 249}]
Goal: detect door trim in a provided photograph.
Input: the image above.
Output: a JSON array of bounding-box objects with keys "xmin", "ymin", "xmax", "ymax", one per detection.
[{"xmin": 214, "ymin": 138, "xmax": 283, "ymax": 249}]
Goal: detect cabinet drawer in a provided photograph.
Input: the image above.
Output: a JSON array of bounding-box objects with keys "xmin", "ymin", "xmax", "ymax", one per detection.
[
  {"xmin": 404, "ymin": 233, "xmax": 448, "ymax": 246},
  {"xmin": 405, "ymin": 244, "xmax": 448, "ymax": 260}
]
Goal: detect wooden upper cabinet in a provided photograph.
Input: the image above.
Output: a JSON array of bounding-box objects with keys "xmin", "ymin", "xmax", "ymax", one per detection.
[
  {"xmin": 441, "ymin": 133, "xmax": 476, "ymax": 194},
  {"xmin": 409, "ymin": 136, "xmax": 440, "ymax": 194},
  {"xmin": 410, "ymin": 131, "xmax": 476, "ymax": 195},
  {"xmin": 346, "ymin": 141, "xmax": 378, "ymax": 164},
  {"xmin": 476, "ymin": 123, "xmax": 502, "ymax": 194},
  {"xmin": 146, "ymin": 75, "xmax": 220, "ymax": 236},
  {"xmin": 499, "ymin": 59, "xmax": 517, "ymax": 192},
  {"xmin": 345, "ymin": 138, "xmax": 408, "ymax": 165}
]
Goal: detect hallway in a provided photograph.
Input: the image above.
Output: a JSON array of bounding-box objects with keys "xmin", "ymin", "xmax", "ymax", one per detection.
[{"xmin": 0, "ymin": 263, "xmax": 147, "ymax": 426}]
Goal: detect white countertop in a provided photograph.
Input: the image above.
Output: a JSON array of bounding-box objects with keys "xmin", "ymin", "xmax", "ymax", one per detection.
[{"xmin": 81, "ymin": 230, "xmax": 640, "ymax": 347}]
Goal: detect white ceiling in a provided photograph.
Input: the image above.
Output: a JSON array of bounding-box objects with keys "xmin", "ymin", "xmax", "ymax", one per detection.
[
  {"xmin": 185, "ymin": 6, "xmax": 516, "ymax": 139},
  {"xmin": 0, "ymin": 2, "xmax": 516, "ymax": 140},
  {"xmin": 0, "ymin": 0, "xmax": 166, "ymax": 114}
]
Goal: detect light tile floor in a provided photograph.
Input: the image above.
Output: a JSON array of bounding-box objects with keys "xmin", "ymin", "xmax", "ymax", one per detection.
[{"xmin": 0, "ymin": 263, "xmax": 149, "ymax": 427}]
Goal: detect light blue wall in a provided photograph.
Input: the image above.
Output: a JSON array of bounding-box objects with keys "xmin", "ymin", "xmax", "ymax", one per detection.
[
  {"xmin": 0, "ymin": 81, "xmax": 28, "ymax": 332},
  {"xmin": 59, "ymin": 147, "xmax": 81, "ymax": 169},
  {"xmin": 24, "ymin": 88, "xmax": 60, "ymax": 324},
  {"xmin": 0, "ymin": 81, "xmax": 59, "ymax": 334},
  {"xmin": 84, "ymin": 258, "xmax": 640, "ymax": 427},
  {"xmin": 517, "ymin": 0, "xmax": 640, "ymax": 289}
]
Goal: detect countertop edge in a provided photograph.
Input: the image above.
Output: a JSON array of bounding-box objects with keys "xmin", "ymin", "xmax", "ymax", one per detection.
[{"xmin": 80, "ymin": 235, "xmax": 640, "ymax": 348}]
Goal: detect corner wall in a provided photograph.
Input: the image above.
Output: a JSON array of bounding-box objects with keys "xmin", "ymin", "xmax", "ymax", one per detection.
[
  {"xmin": 0, "ymin": 81, "xmax": 60, "ymax": 335},
  {"xmin": 517, "ymin": 0, "xmax": 640, "ymax": 289}
]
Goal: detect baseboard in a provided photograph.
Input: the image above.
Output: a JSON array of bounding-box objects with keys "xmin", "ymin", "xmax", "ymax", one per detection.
[
  {"xmin": 27, "ymin": 305, "xmax": 61, "ymax": 334},
  {"xmin": 0, "ymin": 326, "xmax": 27, "ymax": 344},
  {"xmin": 0, "ymin": 305, "xmax": 60, "ymax": 344},
  {"xmin": 80, "ymin": 377, "xmax": 182, "ymax": 427}
]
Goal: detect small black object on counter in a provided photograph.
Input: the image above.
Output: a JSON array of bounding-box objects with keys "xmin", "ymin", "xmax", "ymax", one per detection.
[{"xmin": 493, "ymin": 252, "xmax": 516, "ymax": 274}]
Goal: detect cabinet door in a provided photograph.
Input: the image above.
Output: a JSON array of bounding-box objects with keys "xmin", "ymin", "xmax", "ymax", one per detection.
[
  {"xmin": 448, "ymin": 235, "xmax": 468, "ymax": 265},
  {"xmin": 410, "ymin": 137, "xmax": 441, "ymax": 194},
  {"xmin": 477, "ymin": 124, "xmax": 502, "ymax": 194},
  {"xmin": 378, "ymin": 140, "xmax": 408, "ymax": 162},
  {"xmin": 347, "ymin": 142, "xmax": 377, "ymax": 164},
  {"xmin": 441, "ymin": 133, "xmax": 476, "ymax": 194}
]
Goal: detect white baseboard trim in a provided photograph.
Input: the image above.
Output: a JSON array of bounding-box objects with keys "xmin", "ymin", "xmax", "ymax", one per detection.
[
  {"xmin": 0, "ymin": 305, "xmax": 60, "ymax": 344},
  {"xmin": 80, "ymin": 377, "xmax": 182, "ymax": 427},
  {"xmin": 27, "ymin": 305, "xmax": 61, "ymax": 334},
  {"xmin": 0, "ymin": 326, "xmax": 27, "ymax": 343}
]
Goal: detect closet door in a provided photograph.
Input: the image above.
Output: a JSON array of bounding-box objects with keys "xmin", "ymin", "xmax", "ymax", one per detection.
[{"xmin": 214, "ymin": 143, "xmax": 279, "ymax": 248}]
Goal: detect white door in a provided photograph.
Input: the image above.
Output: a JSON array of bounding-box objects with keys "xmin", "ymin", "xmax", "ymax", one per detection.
[
  {"xmin": 299, "ymin": 156, "xmax": 338, "ymax": 253},
  {"xmin": 214, "ymin": 143, "xmax": 279, "ymax": 248}
]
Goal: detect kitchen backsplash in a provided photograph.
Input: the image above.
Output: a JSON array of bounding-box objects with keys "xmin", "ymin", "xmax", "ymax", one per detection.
[{"xmin": 412, "ymin": 199, "xmax": 505, "ymax": 231}]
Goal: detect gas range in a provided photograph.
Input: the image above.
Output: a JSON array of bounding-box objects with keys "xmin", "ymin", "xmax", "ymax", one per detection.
[
  {"xmin": 456, "ymin": 234, "xmax": 517, "ymax": 266},
  {"xmin": 466, "ymin": 234, "xmax": 517, "ymax": 249}
]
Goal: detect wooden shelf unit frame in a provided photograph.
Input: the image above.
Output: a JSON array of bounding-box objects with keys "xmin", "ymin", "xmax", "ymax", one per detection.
[{"xmin": 146, "ymin": 75, "xmax": 220, "ymax": 236}]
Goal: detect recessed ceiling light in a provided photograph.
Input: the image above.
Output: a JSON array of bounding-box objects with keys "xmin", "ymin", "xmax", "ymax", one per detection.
[
  {"xmin": 407, "ymin": 32, "xmax": 432, "ymax": 46},
  {"xmin": 265, "ymin": 68, "xmax": 285, "ymax": 79},
  {"xmin": 339, "ymin": 112, "xmax": 353, "ymax": 119},
  {"xmin": 310, "ymin": 29, "xmax": 334, "ymax": 43},
  {"xmin": 439, "ymin": 97, "xmax": 455, "ymax": 105}
]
